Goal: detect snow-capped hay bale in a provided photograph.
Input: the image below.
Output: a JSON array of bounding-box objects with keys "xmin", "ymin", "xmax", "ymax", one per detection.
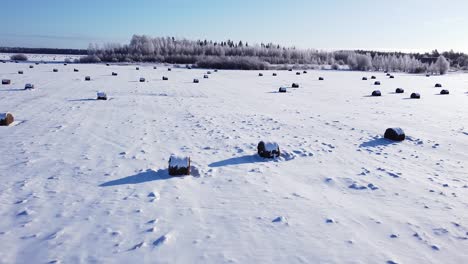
[
  {"xmin": 24, "ymin": 83, "xmax": 34, "ymax": 90},
  {"xmin": 291, "ymin": 83, "xmax": 300, "ymax": 88},
  {"xmin": 372, "ymin": 90, "xmax": 382, "ymax": 96},
  {"xmin": 257, "ymin": 141, "xmax": 280, "ymax": 158},
  {"xmin": 296, "ymin": 72, "xmax": 301, "ymax": 75},
  {"xmin": 410, "ymin": 93, "xmax": 420, "ymax": 99},
  {"xmin": 193, "ymin": 79, "xmax": 199, "ymax": 83},
  {"xmin": 85, "ymin": 76, "xmax": 91, "ymax": 81},
  {"xmin": 272, "ymin": 73, "xmax": 277, "ymax": 76},
  {"xmin": 435, "ymin": 83, "xmax": 442, "ymax": 88},
  {"xmin": 374, "ymin": 81, "xmax": 381, "ymax": 85},
  {"xmin": 395, "ymin": 88, "xmax": 404, "ymax": 93},
  {"xmin": 139, "ymin": 77, "xmax": 146, "ymax": 82},
  {"xmin": 2, "ymin": 79, "xmax": 11, "ymax": 85},
  {"xmin": 162, "ymin": 76, "xmax": 168, "ymax": 81},
  {"xmin": 112, "ymin": 72, "xmax": 118, "ymax": 76},
  {"xmin": 168, "ymin": 155, "xmax": 191, "ymax": 176},
  {"xmin": 258, "ymin": 73, "xmax": 263, "ymax": 76},
  {"xmin": 371, "ymin": 76, "xmax": 376, "ymax": 79},
  {"xmin": 74, "ymin": 68, "xmax": 79, "ymax": 72},
  {"xmin": 0, "ymin": 113, "xmax": 14, "ymax": 126},
  {"xmin": 362, "ymin": 77, "xmax": 368, "ymax": 80},
  {"xmin": 97, "ymin": 92, "xmax": 107, "ymax": 100},
  {"xmin": 440, "ymin": 89, "xmax": 449, "ymax": 95},
  {"xmin": 203, "ymin": 75, "xmax": 209, "ymax": 79},
  {"xmin": 53, "ymin": 69, "xmax": 58, "ymax": 72},
  {"xmin": 278, "ymin": 87, "xmax": 287, "ymax": 93},
  {"xmin": 384, "ymin": 128, "xmax": 405, "ymax": 141},
  {"xmin": 318, "ymin": 77, "xmax": 324, "ymax": 81}
]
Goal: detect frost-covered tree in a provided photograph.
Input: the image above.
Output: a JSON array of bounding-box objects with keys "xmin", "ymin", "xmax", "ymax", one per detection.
[{"xmin": 435, "ymin": 55, "xmax": 450, "ymax": 75}]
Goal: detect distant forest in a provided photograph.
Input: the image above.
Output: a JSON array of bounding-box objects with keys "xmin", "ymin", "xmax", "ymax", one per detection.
[{"xmin": 2, "ymin": 35, "xmax": 467, "ymax": 73}]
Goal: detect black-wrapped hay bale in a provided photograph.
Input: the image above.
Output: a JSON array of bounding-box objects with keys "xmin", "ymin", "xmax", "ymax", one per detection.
[
  {"xmin": 291, "ymin": 83, "xmax": 300, "ymax": 88},
  {"xmin": 193, "ymin": 79, "xmax": 199, "ymax": 83},
  {"xmin": 384, "ymin": 128, "xmax": 405, "ymax": 141},
  {"xmin": 0, "ymin": 113, "xmax": 14, "ymax": 126},
  {"xmin": 389, "ymin": 75, "xmax": 394, "ymax": 79},
  {"xmin": 112, "ymin": 72, "xmax": 118, "ymax": 76},
  {"xmin": 214, "ymin": 69, "xmax": 218, "ymax": 72},
  {"xmin": 278, "ymin": 87, "xmax": 287, "ymax": 93},
  {"xmin": 106, "ymin": 63, "xmax": 110, "ymax": 66},
  {"xmin": 53, "ymin": 69, "xmax": 58, "ymax": 72},
  {"xmin": 207, "ymin": 71, "xmax": 211, "ymax": 74},
  {"xmin": 319, "ymin": 77, "xmax": 324, "ymax": 81},
  {"xmin": 372, "ymin": 90, "xmax": 382, "ymax": 96},
  {"xmin": 410, "ymin": 93, "xmax": 420, "ymax": 99},
  {"xmin": 162, "ymin": 76, "xmax": 168, "ymax": 81},
  {"xmin": 440, "ymin": 89, "xmax": 449, "ymax": 95},
  {"xmin": 74, "ymin": 68, "xmax": 79, "ymax": 72},
  {"xmin": 386, "ymin": 73, "xmax": 391, "ymax": 76},
  {"xmin": 303, "ymin": 70, "xmax": 308, "ymax": 74},
  {"xmin": 296, "ymin": 72, "xmax": 301, "ymax": 75},
  {"xmin": 18, "ymin": 71, "xmax": 23, "ymax": 74},
  {"xmin": 362, "ymin": 77, "xmax": 368, "ymax": 80},
  {"xmin": 288, "ymin": 69, "xmax": 293, "ymax": 71},
  {"xmin": 168, "ymin": 68, "xmax": 172, "ymax": 71},
  {"xmin": 272, "ymin": 73, "xmax": 277, "ymax": 76},
  {"xmin": 97, "ymin": 92, "xmax": 107, "ymax": 100},
  {"xmin": 2, "ymin": 79, "xmax": 11, "ymax": 85},
  {"xmin": 426, "ymin": 74, "xmax": 430, "ymax": 77},
  {"xmin": 85, "ymin": 76, "xmax": 91, "ymax": 81},
  {"xmin": 395, "ymin": 88, "xmax": 404, "ymax": 93},
  {"xmin": 168, "ymin": 155, "xmax": 191, "ymax": 176},
  {"xmin": 136, "ymin": 67, "xmax": 139, "ymax": 70},
  {"xmin": 435, "ymin": 83, "xmax": 442, "ymax": 88},
  {"xmin": 371, "ymin": 76, "xmax": 376, "ymax": 79},
  {"xmin": 204, "ymin": 75, "xmax": 209, "ymax": 79},
  {"xmin": 257, "ymin": 141, "xmax": 280, "ymax": 158},
  {"xmin": 24, "ymin": 83, "xmax": 34, "ymax": 90},
  {"xmin": 139, "ymin": 77, "xmax": 146, "ymax": 82},
  {"xmin": 154, "ymin": 66, "xmax": 157, "ymax": 69},
  {"xmin": 29, "ymin": 65, "xmax": 34, "ymax": 69},
  {"xmin": 374, "ymin": 81, "xmax": 381, "ymax": 85},
  {"xmin": 258, "ymin": 73, "xmax": 263, "ymax": 76}
]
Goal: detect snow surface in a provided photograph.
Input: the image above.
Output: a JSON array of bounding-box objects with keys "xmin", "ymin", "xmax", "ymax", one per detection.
[{"xmin": 0, "ymin": 59, "xmax": 468, "ymax": 263}]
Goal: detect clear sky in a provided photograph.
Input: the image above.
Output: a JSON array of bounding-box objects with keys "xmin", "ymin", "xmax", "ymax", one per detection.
[{"xmin": 1, "ymin": 0, "xmax": 467, "ymax": 52}]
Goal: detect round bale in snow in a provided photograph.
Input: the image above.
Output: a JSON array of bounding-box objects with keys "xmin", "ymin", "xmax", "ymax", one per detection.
[
  {"xmin": 193, "ymin": 79, "xmax": 199, "ymax": 83},
  {"xmin": 168, "ymin": 155, "xmax": 191, "ymax": 176},
  {"xmin": 53, "ymin": 69, "xmax": 58, "ymax": 72},
  {"xmin": 319, "ymin": 77, "xmax": 324, "ymax": 81},
  {"xmin": 362, "ymin": 77, "xmax": 368, "ymax": 80},
  {"xmin": 18, "ymin": 70, "xmax": 23, "ymax": 74},
  {"xmin": 291, "ymin": 83, "xmax": 300, "ymax": 88},
  {"xmin": 214, "ymin": 69, "xmax": 218, "ymax": 72},
  {"xmin": 97, "ymin": 92, "xmax": 107, "ymax": 100},
  {"xmin": 106, "ymin": 63, "xmax": 110, "ymax": 66},
  {"xmin": 162, "ymin": 76, "xmax": 168, "ymax": 81},
  {"xmin": 272, "ymin": 73, "xmax": 277, "ymax": 76},
  {"xmin": 153, "ymin": 66, "xmax": 157, "ymax": 69},
  {"xmin": 139, "ymin": 77, "xmax": 146, "ymax": 82},
  {"xmin": 426, "ymin": 74, "xmax": 430, "ymax": 77},
  {"xmin": 207, "ymin": 71, "xmax": 211, "ymax": 74},
  {"xmin": 296, "ymin": 72, "xmax": 301, "ymax": 75},
  {"xmin": 384, "ymin": 128, "xmax": 405, "ymax": 141},
  {"xmin": 85, "ymin": 76, "xmax": 91, "ymax": 81},
  {"xmin": 288, "ymin": 69, "xmax": 293, "ymax": 72},
  {"xmin": 372, "ymin": 90, "xmax": 382, "ymax": 96},
  {"xmin": 29, "ymin": 65, "xmax": 34, "ymax": 69},
  {"xmin": 112, "ymin": 72, "xmax": 118, "ymax": 76},
  {"xmin": 24, "ymin": 83, "xmax": 34, "ymax": 90},
  {"xmin": 374, "ymin": 81, "xmax": 381, "ymax": 85},
  {"xmin": 395, "ymin": 88, "xmax": 404, "ymax": 93},
  {"xmin": 440, "ymin": 89, "xmax": 449, "ymax": 95},
  {"xmin": 435, "ymin": 83, "xmax": 442, "ymax": 88},
  {"xmin": 258, "ymin": 73, "xmax": 263, "ymax": 76},
  {"xmin": 389, "ymin": 75, "xmax": 395, "ymax": 79},
  {"xmin": 74, "ymin": 68, "xmax": 79, "ymax": 72},
  {"xmin": 303, "ymin": 70, "xmax": 308, "ymax": 74},
  {"xmin": 371, "ymin": 76, "xmax": 376, "ymax": 79},
  {"xmin": 257, "ymin": 141, "xmax": 280, "ymax": 158},
  {"xmin": 2, "ymin": 79, "xmax": 11, "ymax": 85},
  {"xmin": 410, "ymin": 93, "xmax": 420, "ymax": 99},
  {"xmin": 204, "ymin": 75, "xmax": 209, "ymax": 79},
  {"xmin": 0, "ymin": 113, "xmax": 14, "ymax": 126},
  {"xmin": 136, "ymin": 67, "xmax": 139, "ymax": 70},
  {"xmin": 278, "ymin": 87, "xmax": 287, "ymax": 93},
  {"xmin": 168, "ymin": 68, "xmax": 172, "ymax": 71}
]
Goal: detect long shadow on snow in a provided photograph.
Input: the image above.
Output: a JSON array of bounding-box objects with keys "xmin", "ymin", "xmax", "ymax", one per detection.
[
  {"xmin": 209, "ymin": 154, "xmax": 268, "ymax": 168},
  {"xmin": 99, "ymin": 169, "xmax": 171, "ymax": 187},
  {"xmin": 359, "ymin": 137, "xmax": 398, "ymax": 148}
]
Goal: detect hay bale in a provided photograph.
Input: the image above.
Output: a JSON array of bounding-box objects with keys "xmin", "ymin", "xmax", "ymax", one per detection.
[
  {"xmin": 136, "ymin": 67, "xmax": 140, "ymax": 70},
  {"xmin": 258, "ymin": 73, "xmax": 263, "ymax": 76},
  {"xmin": 162, "ymin": 76, "xmax": 168, "ymax": 81},
  {"xmin": 296, "ymin": 72, "xmax": 301, "ymax": 75},
  {"xmin": 35, "ymin": 62, "xmax": 39, "ymax": 65},
  {"xmin": 106, "ymin": 63, "xmax": 110, "ymax": 66},
  {"xmin": 214, "ymin": 69, "xmax": 218, "ymax": 72},
  {"xmin": 53, "ymin": 69, "xmax": 58, "ymax": 72},
  {"xmin": 168, "ymin": 68, "xmax": 172, "ymax": 71},
  {"xmin": 139, "ymin": 77, "xmax": 146, "ymax": 82},
  {"xmin": 203, "ymin": 75, "xmax": 209, "ymax": 79},
  {"xmin": 426, "ymin": 74, "xmax": 430, "ymax": 77},
  {"xmin": 372, "ymin": 90, "xmax": 382, "ymax": 96},
  {"xmin": 168, "ymin": 155, "xmax": 191, "ymax": 176},
  {"xmin": 374, "ymin": 81, "xmax": 381, "ymax": 85},
  {"xmin": 303, "ymin": 70, "xmax": 308, "ymax": 74},
  {"xmin": 371, "ymin": 76, "xmax": 376, "ymax": 79},
  {"xmin": 18, "ymin": 71, "xmax": 23, "ymax": 74},
  {"xmin": 272, "ymin": 73, "xmax": 277, "ymax": 76},
  {"xmin": 64, "ymin": 63, "xmax": 67, "ymax": 66},
  {"xmin": 74, "ymin": 68, "xmax": 79, "ymax": 72},
  {"xmin": 291, "ymin": 83, "xmax": 300, "ymax": 88},
  {"xmin": 112, "ymin": 72, "xmax": 118, "ymax": 76},
  {"xmin": 278, "ymin": 87, "xmax": 287, "ymax": 93},
  {"xmin": 386, "ymin": 73, "xmax": 391, "ymax": 76},
  {"xmin": 362, "ymin": 77, "xmax": 368, "ymax": 80},
  {"xmin": 154, "ymin": 66, "xmax": 158, "ymax": 69},
  {"xmin": 384, "ymin": 128, "xmax": 405, "ymax": 141},
  {"xmin": 318, "ymin": 77, "xmax": 324, "ymax": 81},
  {"xmin": 24, "ymin": 83, "xmax": 34, "ymax": 90},
  {"xmin": 193, "ymin": 79, "xmax": 199, "ymax": 83},
  {"xmin": 389, "ymin": 75, "xmax": 394, "ymax": 79},
  {"xmin": 410, "ymin": 93, "xmax": 420, "ymax": 99},
  {"xmin": 288, "ymin": 69, "xmax": 293, "ymax": 72},
  {"xmin": 435, "ymin": 83, "xmax": 442, "ymax": 88},
  {"xmin": 2, "ymin": 79, "xmax": 11, "ymax": 85},
  {"xmin": 85, "ymin": 76, "xmax": 91, "ymax": 81},
  {"xmin": 0, "ymin": 113, "xmax": 14, "ymax": 126},
  {"xmin": 207, "ymin": 71, "xmax": 211, "ymax": 74},
  {"xmin": 395, "ymin": 88, "xmax": 404, "ymax": 93},
  {"xmin": 440, "ymin": 89, "xmax": 449, "ymax": 95},
  {"xmin": 97, "ymin": 92, "xmax": 107, "ymax": 100},
  {"xmin": 29, "ymin": 65, "xmax": 34, "ymax": 69},
  {"xmin": 257, "ymin": 141, "xmax": 280, "ymax": 158}
]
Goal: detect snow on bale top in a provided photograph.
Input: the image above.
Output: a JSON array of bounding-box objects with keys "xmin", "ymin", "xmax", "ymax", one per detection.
[
  {"xmin": 440, "ymin": 89, "xmax": 449, "ymax": 95},
  {"xmin": 25, "ymin": 83, "xmax": 34, "ymax": 89},
  {"xmin": 97, "ymin": 92, "xmax": 107, "ymax": 100},
  {"xmin": 168, "ymin": 155, "xmax": 191, "ymax": 176},
  {"xmin": 2, "ymin": 79, "xmax": 11, "ymax": 85},
  {"xmin": 257, "ymin": 141, "xmax": 280, "ymax": 158},
  {"xmin": 372, "ymin": 90, "xmax": 381, "ymax": 96},
  {"xmin": 0, "ymin": 113, "xmax": 9, "ymax": 119},
  {"xmin": 384, "ymin": 128, "xmax": 405, "ymax": 141}
]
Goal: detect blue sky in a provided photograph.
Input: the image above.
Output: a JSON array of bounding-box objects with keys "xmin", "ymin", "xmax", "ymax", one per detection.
[{"xmin": 1, "ymin": 0, "xmax": 467, "ymax": 52}]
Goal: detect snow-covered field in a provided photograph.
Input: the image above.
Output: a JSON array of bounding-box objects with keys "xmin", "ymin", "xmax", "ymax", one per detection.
[
  {"xmin": 0, "ymin": 53, "xmax": 83, "ymax": 63},
  {"xmin": 0, "ymin": 59, "xmax": 467, "ymax": 264}
]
